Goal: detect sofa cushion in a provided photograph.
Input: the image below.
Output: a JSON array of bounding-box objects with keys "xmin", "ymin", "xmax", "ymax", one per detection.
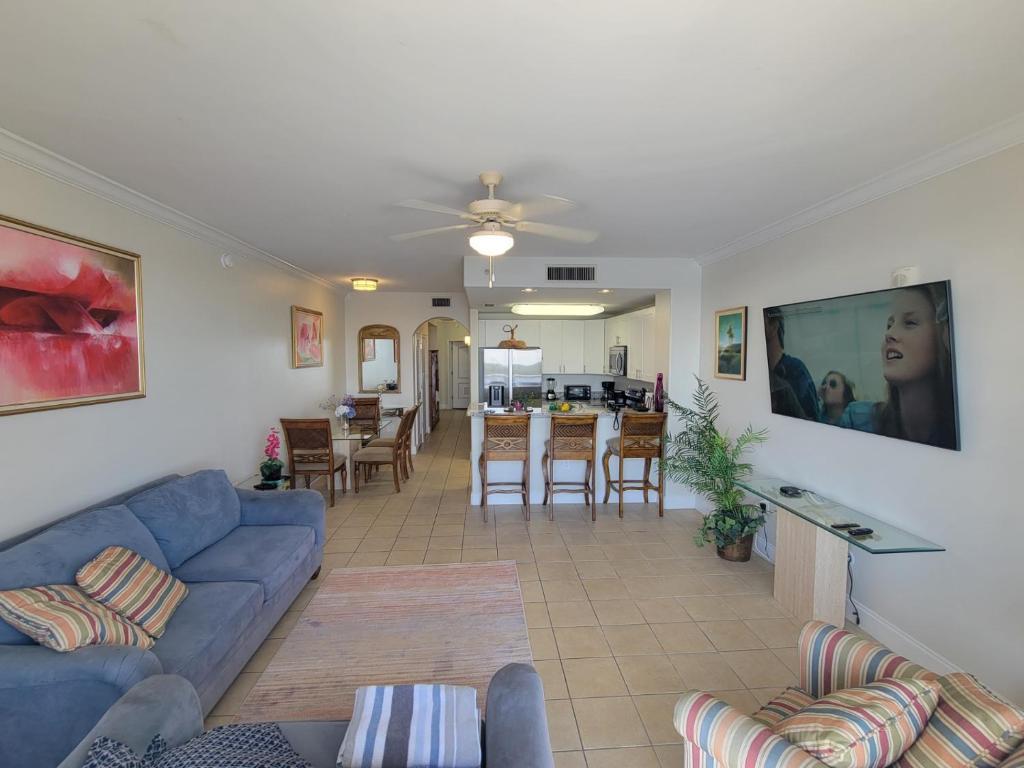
[
  {"xmin": 77, "ymin": 546, "xmax": 189, "ymax": 639},
  {"xmin": 0, "ymin": 584, "xmax": 154, "ymax": 651},
  {"xmin": 772, "ymin": 678, "xmax": 941, "ymax": 768},
  {"xmin": 0, "ymin": 504, "xmax": 169, "ymax": 645},
  {"xmin": 151, "ymin": 581, "xmax": 262, "ymax": 685},
  {"xmin": 895, "ymin": 673, "xmax": 1024, "ymax": 768},
  {"xmin": 126, "ymin": 470, "xmax": 241, "ymax": 569},
  {"xmin": 172, "ymin": 525, "xmax": 315, "ymax": 602}
]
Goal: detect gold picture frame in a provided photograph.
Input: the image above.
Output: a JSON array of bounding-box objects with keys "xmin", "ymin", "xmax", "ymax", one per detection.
[
  {"xmin": 0, "ymin": 213, "xmax": 146, "ymax": 416},
  {"xmin": 291, "ymin": 305, "xmax": 324, "ymax": 368},
  {"xmin": 714, "ymin": 306, "xmax": 747, "ymax": 381}
]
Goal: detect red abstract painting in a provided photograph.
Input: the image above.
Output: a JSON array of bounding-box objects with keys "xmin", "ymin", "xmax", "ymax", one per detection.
[{"xmin": 0, "ymin": 216, "xmax": 145, "ymax": 415}]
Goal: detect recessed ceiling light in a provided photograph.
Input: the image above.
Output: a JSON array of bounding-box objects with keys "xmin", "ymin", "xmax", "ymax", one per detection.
[
  {"xmin": 599, "ymin": 289, "xmax": 612, "ymax": 294},
  {"xmin": 511, "ymin": 304, "xmax": 604, "ymax": 317},
  {"xmin": 521, "ymin": 288, "xmax": 537, "ymax": 293},
  {"xmin": 352, "ymin": 278, "xmax": 378, "ymax": 291}
]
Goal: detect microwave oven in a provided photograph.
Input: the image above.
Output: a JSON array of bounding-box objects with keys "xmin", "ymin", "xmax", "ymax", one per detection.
[{"xmin": 608, "ymin": 345, "xmax": 628, "ymax": 377}]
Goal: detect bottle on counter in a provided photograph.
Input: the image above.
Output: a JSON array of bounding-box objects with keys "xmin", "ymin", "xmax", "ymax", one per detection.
[{"xmin": 654, "ymin": 373, "xmax": 665, "ymax": 413}]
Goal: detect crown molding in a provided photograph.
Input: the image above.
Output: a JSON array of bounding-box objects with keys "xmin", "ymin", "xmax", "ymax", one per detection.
[
  {"xmin": 698, "ymin": 111, "xmax": 1024, "ymax": 265},
  {"xmin": 0, "ymin": 127, "xmax": 338, "ymax": 291}
]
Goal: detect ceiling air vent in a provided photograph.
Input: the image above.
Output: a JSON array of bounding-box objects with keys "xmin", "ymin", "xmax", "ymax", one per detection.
[
  {"xmin": 431, "ymin": 297, "xmax": 452, "ymax": 307},
  {"xmin": 546, "ymin": 265, "xmax": 596, "ymax": 282}
]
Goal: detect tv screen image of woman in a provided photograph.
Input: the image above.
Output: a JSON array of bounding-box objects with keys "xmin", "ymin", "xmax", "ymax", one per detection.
[{"xmin": 763, "ymin": 280, "xmax": 960, "ymax": 450}]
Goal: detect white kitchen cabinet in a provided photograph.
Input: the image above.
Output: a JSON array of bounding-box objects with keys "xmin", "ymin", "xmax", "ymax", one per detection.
[
  {"xmin": 481, "ymin": 320, "xmax": 504, "ymax": 347},
  {"xmin": 583, "ymin": 319, "xmax": 605, "ymax": 374},
  {"xmin": 560, "ymin": 321, "xmax": 585, "ymax": 374},
  {"xmin": 640, "ymin": 309, "xmax": 657, "ymax": 381},
  {"xmin": 624, "ymin": 312, "xmax": 643, "ymax": 378},
  {"xmin": 512, "ymin": 319, "xmax": 540, "ymax": 347},
  {"xmin": 539, "ymin": 319, "xmax": 564, "ymax": 373}
]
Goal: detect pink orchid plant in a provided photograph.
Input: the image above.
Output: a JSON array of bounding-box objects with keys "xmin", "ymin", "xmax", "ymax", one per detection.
[{"xmin": 260, "ymin": 427, "xmax": 284, "ymax": 478}]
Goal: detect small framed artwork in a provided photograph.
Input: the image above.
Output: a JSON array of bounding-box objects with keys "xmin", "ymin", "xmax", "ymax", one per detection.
[
  {"xmin": 291, "ymin": 306, "xmax": 324, "ymax": 368},
  {"xmin": 0, "ymin": 214, "xmax": 145, "ymax": 416},
  {"xmin": 362, "ymin": 337, "xmax": 375, "ymax": 362},
  {"xmin": 714, "ymin": 306, "xmax": 747, "ymax": 380}
]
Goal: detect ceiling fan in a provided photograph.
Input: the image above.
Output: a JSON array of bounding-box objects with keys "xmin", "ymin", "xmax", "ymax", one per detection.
[{"xmin": 389, "ymin": 172, "xmax": 599, "ymax": 259}]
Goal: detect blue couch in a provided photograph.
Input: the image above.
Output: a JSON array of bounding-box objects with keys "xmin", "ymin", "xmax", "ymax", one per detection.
[{"xmin": 0, "ymin": 469, "xmax": 325, "ymax": 768}]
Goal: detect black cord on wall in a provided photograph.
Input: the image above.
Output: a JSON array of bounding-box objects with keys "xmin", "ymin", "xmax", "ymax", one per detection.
[{"xmin": 847, "ymin": 553, "xmax": 860, "ymax": 625}]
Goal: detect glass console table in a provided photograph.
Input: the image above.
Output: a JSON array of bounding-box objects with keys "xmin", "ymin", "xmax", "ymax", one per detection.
[
  {"xmin": 736, "ymin": 470, "xmax": 944, "ymax": 626},
  {"xmin": 737, "ymin": 471, "xmax": 944, "ymax": 555}
]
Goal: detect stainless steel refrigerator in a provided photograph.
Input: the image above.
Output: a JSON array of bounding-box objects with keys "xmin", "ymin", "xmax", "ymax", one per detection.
[{"xmin": 480, "ymin": 347, "xmax": 543, "ymax": 407}]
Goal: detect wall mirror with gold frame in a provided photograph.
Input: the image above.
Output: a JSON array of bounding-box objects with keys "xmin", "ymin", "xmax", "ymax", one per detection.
[{"xmin": 358, "ymin": 324, "xmax": 400, "ymax": 393}]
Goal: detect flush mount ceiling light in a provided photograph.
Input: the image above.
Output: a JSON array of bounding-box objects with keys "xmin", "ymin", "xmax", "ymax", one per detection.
[
  {"xmin": 511, "ymin": 304, "xmax": 604, "ymax": 317},
  {"xmin": 521, "ymin": 287, "xmax": 537, "ymax": 293},
  {"xmin": 352, "ymin": 278, "xmax": 378, "ymax": 291},
  {"xmin": 468, "ymin": 221, "xmax": 514, "ymax": 257},
  {"xmin": 598, "ymin": 288, "xmax": 613, "ymax": 294}
]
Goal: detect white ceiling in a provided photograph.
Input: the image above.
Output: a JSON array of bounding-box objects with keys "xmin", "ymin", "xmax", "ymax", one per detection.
[{"xmin": 1, "ymin": 2, "xmax": 1023, "ymax": 291}]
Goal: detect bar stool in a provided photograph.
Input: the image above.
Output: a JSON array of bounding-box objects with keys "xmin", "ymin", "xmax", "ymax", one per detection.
[
  {"xmin": 602, "ymin": 411, "xmax": 668, "ymax": 518},
  {"xmin": 541, "ymin": 414, "xmax": 598, "ymax": 522},
  {"xmin": 478, "ymin": 414, "xmax": 531, "ymax": 522}
]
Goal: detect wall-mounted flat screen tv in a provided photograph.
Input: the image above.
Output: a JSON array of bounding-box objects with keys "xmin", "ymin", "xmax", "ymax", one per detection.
[{"xmin": 763, "ymin": 281, "xmax": 959, "ymax": 450}]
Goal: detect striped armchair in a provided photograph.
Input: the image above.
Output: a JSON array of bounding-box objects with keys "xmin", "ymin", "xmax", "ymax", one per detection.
[{"xmin": 673, "ymin": 621, "xmax": 1024, "ymax": 768}]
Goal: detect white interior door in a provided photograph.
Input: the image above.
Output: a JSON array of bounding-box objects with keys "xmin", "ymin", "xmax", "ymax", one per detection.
[{"xmin": 450, "ymin": 341, "xmax": 471, "ymax": 408}]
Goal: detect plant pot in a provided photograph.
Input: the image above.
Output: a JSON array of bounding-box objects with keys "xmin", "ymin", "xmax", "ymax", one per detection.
[
  {"xmin": 260, "ymin": 465, "xmax": 282, "ymax": 482},
  {"xmin": 717, "ymin": 534, "xmax": 754, "ymax": 562}
]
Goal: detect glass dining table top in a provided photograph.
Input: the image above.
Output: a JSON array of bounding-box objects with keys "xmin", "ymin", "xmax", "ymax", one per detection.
[{"xmin": 331, "ymin": 418, "xmax": 394, "ymax": 443}]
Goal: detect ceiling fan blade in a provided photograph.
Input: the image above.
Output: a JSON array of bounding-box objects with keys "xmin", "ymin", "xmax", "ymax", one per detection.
[
  {"xmin": 507, "ymin": 195, "xmax": 576, "ymax": 221},
  {"xmin": 395, "ymin": 199, "xmax": 471, "ymax": 218},
  {"xmin": 515, "ymin": 220, "xmax": 598, "ymax": 243},
  {"xmin": 390, "ymin": 223, "xmax": 473, "ymax": 242}
]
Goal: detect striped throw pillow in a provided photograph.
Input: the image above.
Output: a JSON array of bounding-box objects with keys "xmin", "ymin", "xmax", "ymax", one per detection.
[
  {"xmin": 338, "ymin": 684, "xmax": 481, "ymax": 768},
  {"xmin": 0, "ymin": 584, "xmax": 153, "ymax": 651},
  {"xmin": 77, "ymin": 546, "xmax": 188, "ymax": 638},
  {"xmin": 772, "ymin": 678, "xmax": 941, "ymax": 768},
  {"xmin": 894, "ymin": 673, "xmax": 1024, "ymax": 768},
  {"xmin": 753, "ymin": 687, "xmax": 816, "ymax": 727}
]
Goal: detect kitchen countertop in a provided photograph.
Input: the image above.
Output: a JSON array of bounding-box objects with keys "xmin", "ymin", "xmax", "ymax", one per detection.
[{"xmin": 467, "ymin": 403, "xmax": 634, "ymax": 417}]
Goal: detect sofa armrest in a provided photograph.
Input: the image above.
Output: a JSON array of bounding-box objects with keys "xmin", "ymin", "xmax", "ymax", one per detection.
[
  {"xmin": 674, "ymin": 691, "xmax": 822, "ymax": 768},
  {"xmin": 57, "ymin": 675, "xmax": 203, "ymax": 768},
  {"xmin": 485, "ymin": 663, "xmax": 554, "ymax": 768},
  {"xmin": 0, "ymin": 643, "xmax": 161, "ymax": 690},
  {"xmin": 798, "ymin": 621, "xmax": 936, "ymax": 698},
  {"xmin": 237, "ymin": 488, "xmax": 326, "ymax": 547}
]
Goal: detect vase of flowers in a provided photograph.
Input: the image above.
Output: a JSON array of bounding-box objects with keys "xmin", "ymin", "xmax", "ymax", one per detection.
[
  {"xmin": 335, "ymin": 395, "xmax": 356, "ymax": 432},
  {"xmin": 260, "ymin": 427, "xmax": 284, "ymax": 482}
]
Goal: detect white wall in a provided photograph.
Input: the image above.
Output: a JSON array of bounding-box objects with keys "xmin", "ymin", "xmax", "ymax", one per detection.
[
  {"xmin": 0, "ymin": 156, "xmax": 345, "ymax": 540},
  {"xmin": 431, "ymin": 319, "xmax": 469, "ymax": 409},
  {"xmin": 700, "ymin": 144, "xmax": 1024, "ymax": 703},
  {"xmin": 344, "ymin": 291, "xmax": 469, "ymax": 410}
]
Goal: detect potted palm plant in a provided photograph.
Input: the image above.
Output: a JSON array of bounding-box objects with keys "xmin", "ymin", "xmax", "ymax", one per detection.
[{"xmin": 663, "ymin": 377, "xmax": 768, "ymax": 561}]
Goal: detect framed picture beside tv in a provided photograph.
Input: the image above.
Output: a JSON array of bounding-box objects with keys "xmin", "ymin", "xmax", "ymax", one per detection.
[{"xmin": 763, "ymin": 280, "xmax": 959, "ymax": 450}]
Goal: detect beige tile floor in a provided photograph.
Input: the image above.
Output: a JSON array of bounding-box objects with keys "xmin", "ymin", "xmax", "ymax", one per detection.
[{"xmin": 208, "ymin": 410, "xmax": 806, "ymax": 768}]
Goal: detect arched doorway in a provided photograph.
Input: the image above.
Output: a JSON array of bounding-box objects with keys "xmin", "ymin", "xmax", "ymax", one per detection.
[{"xmin": 411, "ymin": 317, "xmax": 469, "ymax": 448}]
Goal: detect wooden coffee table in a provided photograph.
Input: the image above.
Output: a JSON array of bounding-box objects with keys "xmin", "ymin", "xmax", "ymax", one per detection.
[{"xmin": 237, "ymin": 561, "xmax": 532, "ymax": 722}]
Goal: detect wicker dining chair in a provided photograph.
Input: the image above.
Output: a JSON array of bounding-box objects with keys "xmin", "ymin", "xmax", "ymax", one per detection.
[
  {"xmin": 279, "ymin": 418, "xmax": 347, "ymax": 506},
  {"xmin": 350, "ymin": 396, "xmax": 381, "ymax": 433},
  {"xmin": 541, "ymin": 414, "xmax": 598, "ymax": 521},
  {"xmin": 365, "ymin": 405, "xmax": 419, "ymax": 480},
  {"xmin": 478, "ymin": 414, "xmax": 532, "ymax": 522},
  {"xmin": 602, "ymin": 411, "xmax": 667, "ymax": 518},
  {"xmin": 352, "ymin": 407, "xmax": 414, "ymax": 493}
]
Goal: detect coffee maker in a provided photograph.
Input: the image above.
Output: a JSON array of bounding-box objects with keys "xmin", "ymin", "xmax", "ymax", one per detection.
[{"xmin": 599, "ymin": 381, "xmax": 615, "ymax": 402}]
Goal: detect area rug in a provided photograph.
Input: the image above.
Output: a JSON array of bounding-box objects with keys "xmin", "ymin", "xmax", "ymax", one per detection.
[{"xmin": 237, "ymin": 561, "xmax": 532, "ymax": 722}]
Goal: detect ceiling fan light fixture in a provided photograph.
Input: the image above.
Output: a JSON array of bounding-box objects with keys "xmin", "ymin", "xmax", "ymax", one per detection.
[
  {"xmin": 511, "ymin": 304, "xmax": 604, "ymax": 317},
  {"xmin": 469, "ymin": 223, "xmax": 514, "ymax": 257},
  {"xmin": 352, "ymin": 278, "xmax": 378, "ymax": 291}
]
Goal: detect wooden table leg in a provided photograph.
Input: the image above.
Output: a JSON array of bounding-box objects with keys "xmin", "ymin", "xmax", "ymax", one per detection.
[{"xmin": 773, "ymin": 508, "xmax": 848, "ymax": 627}]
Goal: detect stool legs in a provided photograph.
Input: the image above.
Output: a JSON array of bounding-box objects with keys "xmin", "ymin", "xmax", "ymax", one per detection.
[
  {"xmin": 602, "ymin": 450, "xmax": 612, "ymax": 504},
  {"xmin": 523, "ymin": 459, "xmax": 531, "ymax": 521},
  {"xmin": 479, "ymin": 454, "xmax": 488, "ymax": 522},
  {"xmin": 643, "ymin": 458, "xmax": 652, "ymax": 503},
  {"xmin": 478, "ymin": 454, "xmax": 530, "ymax": 522}
]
